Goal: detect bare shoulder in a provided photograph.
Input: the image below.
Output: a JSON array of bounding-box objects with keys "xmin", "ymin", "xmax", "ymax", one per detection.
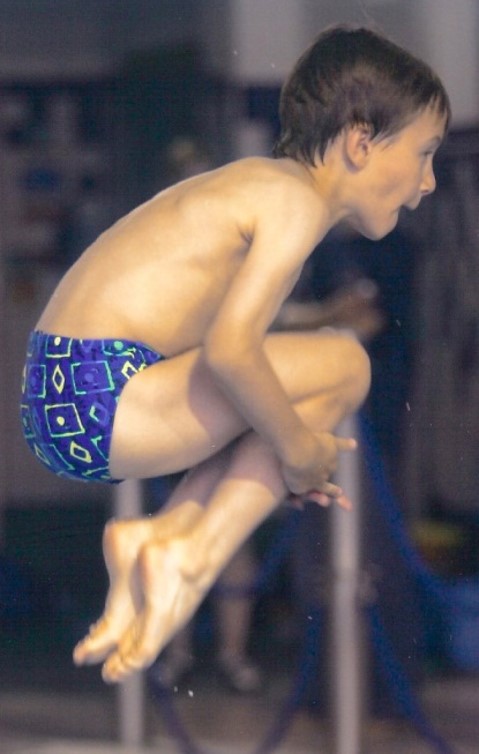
[
  {"xmin": 172, "ymin": 156, "xmax": 321, "ymax": 202},
  {"xmin": 223, "ymin": 156, "xmax": 321, "ymax": 199},
  {"xmin": 235, "ymin": 157, "xmax": 329, "ymax": 243},
  {"xmin": 113, "ymin": 156, "xmax": 323, "ymax": 233},
  {"xmin": 127, "ymin": 155, "xmax": 327, "ymax": 248},
  {"xmin": 211, "ymin": 156, "xmax": 327, "ymax": 232}
]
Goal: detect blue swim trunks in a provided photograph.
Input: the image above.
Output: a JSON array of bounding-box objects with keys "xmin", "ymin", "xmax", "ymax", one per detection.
[{"xmin": 20, "ymin": 331, "xmax": 164, "ymax": 483}]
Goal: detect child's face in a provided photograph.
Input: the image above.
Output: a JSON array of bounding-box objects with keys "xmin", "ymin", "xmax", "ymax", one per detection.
[{"xmin": 352, "ymin": 106, "xmax": 446, "ymax": 240}]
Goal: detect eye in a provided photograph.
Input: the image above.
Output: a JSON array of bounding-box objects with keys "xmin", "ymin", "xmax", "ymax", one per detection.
[{"xmin": 420, "ymin": 150, "xmax": 435, "ymax": 162}]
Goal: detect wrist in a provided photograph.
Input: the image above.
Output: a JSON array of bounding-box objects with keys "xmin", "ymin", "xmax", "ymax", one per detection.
[{"xmin": 278, "ymin": 425, "xmax": 316, "ymax": 469}]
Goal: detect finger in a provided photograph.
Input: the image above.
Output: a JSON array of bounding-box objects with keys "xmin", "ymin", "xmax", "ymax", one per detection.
[
  {"xmin": 321, "ymin": 481, "xmax": 344, "ymax": 498},
  {"xmin": 337, "ymin": 437, "xmax": 357, "ymax": 451},
  {"xmin": 302, "ymin": 489, "xmax": 331, "ymax": 507},
  {"xmin": 303, "ymin": 488, "xmax": 353, "ymax": 511},
  {"xmin": 335, "ymin": 493, "xmax": 353, "ymax": 512}
]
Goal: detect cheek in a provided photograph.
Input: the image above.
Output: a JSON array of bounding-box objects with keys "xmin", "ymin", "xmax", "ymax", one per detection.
[
  {"xmin": 374, "ymin": 166, "xmax": 405, "ymax": 199},
  {"xmin": 389, "ymin": 171, "xmax": 416, "ymax": 203}
]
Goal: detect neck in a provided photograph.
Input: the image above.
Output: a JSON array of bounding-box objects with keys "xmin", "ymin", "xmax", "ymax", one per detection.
[{"xmin": 300, "ymin": 155, "xmax": 352, "ymax": 230}]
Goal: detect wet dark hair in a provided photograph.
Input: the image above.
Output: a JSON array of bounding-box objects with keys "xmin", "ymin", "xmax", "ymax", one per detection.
[{"xmin": 273, "ymin": 25, "xmax": 451, "ymax": 166}]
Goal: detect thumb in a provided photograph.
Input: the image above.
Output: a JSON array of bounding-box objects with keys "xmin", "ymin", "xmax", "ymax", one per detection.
[{"xmin": 337, "ymin": 437, "xmax": 357, "ymax": 452}]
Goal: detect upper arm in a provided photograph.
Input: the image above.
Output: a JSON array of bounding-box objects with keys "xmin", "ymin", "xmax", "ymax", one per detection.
[{"xmin": 205, "ymin": 184, "xmax": 324, "ymax": 360}]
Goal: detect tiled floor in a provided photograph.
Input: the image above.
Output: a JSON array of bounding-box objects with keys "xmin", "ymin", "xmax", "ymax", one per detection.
[
  {"xmin": 1, "ymin": 670, "xmax": 478, "ymax": 753},
  {"xmin": 1, "ymin": 514, "xmax": 478, "ymax": 754}
]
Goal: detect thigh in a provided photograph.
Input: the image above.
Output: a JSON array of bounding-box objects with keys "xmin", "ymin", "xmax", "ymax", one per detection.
[{"xmin": 109, "ymin": 329, "xmax": 369, "ymax": 480}]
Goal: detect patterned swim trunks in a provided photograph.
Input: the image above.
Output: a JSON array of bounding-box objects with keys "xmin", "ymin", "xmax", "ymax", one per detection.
[{"xmin": 20, "ymin": 331, "xmax": 164, "ymax": 483}]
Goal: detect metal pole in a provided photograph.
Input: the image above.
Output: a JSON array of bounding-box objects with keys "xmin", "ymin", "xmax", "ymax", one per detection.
[
  {"xmin": 0, "ymin": 257, "xmax": 7, "ymax": 547},
  {"xmin": 330, "ymin": 413, "xmax": 365, "ymax": 754},
  {"xmin": 114, "ymin": 478, "xmax": 146, "ymax": 748}
]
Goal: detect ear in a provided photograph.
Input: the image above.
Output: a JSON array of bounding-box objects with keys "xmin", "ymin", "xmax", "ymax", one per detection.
[{"xmin": 343, "ymin": 124, "xmax": 374, "ymax": 170}]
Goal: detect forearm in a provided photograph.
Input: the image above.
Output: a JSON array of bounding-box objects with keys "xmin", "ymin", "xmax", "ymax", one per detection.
[{"xmin": 274, "ymin": 300, "xmax": 330, "ymax": 331}]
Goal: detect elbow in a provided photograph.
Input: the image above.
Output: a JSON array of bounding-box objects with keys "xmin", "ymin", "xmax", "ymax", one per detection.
[
  {"xmin": 203, "ymin": 330, "xmax": 252, "ymax": 383},
  {"xmin": 203, "ymin": 333, "xmax": 235, "ymax": 376}
]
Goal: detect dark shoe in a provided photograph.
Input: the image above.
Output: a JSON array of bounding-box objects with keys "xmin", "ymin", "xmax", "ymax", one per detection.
[{"xmin": 217, "ymin": 654, "xmax": 263, "ymax": 694}]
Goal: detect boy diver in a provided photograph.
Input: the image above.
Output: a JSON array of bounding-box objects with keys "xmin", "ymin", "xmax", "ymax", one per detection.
[{"xmin": 21, "ymin": 26, "xmax": 449, "ymax": 683}]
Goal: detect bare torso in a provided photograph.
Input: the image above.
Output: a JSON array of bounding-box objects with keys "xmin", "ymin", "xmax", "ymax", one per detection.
[{"xmin": 37, "ymin": 156, "xmax": 328, "ymax": 356}]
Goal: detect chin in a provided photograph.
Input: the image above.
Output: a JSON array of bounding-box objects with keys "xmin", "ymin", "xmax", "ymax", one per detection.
[
  {"xmin": 371, "ymin": 225, "xmax": 397, "ymax": 240},
  {"xmin": 348, "ymin": 216, "xmax": 398, "ymax": 241},
  {"xmin": 371, "ymin": 213, "xmax": 400, "ymax": 240}
]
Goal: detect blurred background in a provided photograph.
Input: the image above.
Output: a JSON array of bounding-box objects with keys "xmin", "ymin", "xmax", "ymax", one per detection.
[{"xmin": 0, "ymin": 1, "xmax": 479, "ymax": 752}]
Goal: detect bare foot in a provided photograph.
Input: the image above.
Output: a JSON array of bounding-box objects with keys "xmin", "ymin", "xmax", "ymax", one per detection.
[
  {"xmin": 73, "ymin": 498, "xmax": 205, "ymax": 668},
  {"xmin": 102, "ymin": 537, "xmax": 211, "ymax": 684},
  {"xmin": 73, "ymin": 517, "xmax": 155, "ymax": 666}
]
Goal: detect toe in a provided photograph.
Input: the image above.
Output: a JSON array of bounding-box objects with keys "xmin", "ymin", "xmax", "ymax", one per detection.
[
  {"xmin": 102, "ymin": 646, "xmax": 145, "ymax": 684},
  {"xmin": 101, "ymin": 620, "xmax": 161, "ymax": 683},
  {"xmin": 73, "ymin": 617, "xmax": 121, "ymax": 666},
  {"xmin": 101, "ymin": 653, "xmax": 125, "ymax": 683},
  {"xmin": 73, "ymin": 634, "xmax": 116, "ymax": 666}
]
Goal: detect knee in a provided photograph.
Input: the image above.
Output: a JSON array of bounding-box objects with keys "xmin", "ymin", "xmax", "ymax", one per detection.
[{"xmin": 339, "ymin": 333, "xmax": 371, "ymax": 411}]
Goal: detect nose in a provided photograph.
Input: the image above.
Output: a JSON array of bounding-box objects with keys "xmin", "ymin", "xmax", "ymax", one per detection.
[{"xmin": 420, "ymin": 163, "xmax": 436, "ymax": 196}]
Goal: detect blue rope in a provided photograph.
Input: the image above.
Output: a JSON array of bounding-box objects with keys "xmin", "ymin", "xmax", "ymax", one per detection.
[
  {"xmin": 359, "ymin": 413, "xmax": 450, "ymax": 608},
  {"xmin": 148, "ymin": 606, "xmax": 323, "ymax": 754},
  {"xmin": 253, "ymin": 605, "xmax": 323, "ymax": 754},
  {"xmin": 359, "ymin": 412, "xmax": 464, "ymax": 753},
  {"xmin": 366, "ymin": 603, "xmax": 457, "ymax": 754},
  {"xmin": 148, "ymin": 680, "xmax": 207, "ymax": 754}
]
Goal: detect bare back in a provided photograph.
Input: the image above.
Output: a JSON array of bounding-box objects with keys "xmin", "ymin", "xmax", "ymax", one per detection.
[{"xmin": 37, "ymin": 156, "xmax": 328, "ymax": 356}]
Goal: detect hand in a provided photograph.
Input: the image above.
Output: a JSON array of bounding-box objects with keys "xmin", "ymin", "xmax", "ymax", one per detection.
[
  {"xmin": 281, "ymin": 431, "xmax": 357, "ymax": 501},
  {"xmin": 288, "ymin": 489, "xmax": 353, "ymax": 512}
]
